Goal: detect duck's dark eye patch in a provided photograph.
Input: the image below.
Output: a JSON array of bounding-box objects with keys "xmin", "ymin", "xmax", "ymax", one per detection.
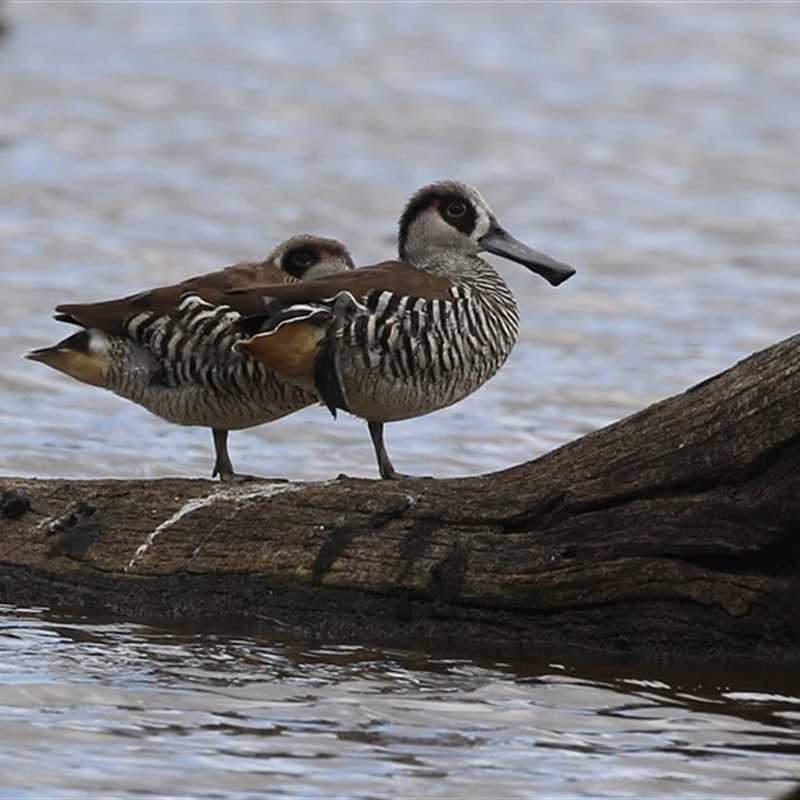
[
  {"xmin": 397, "ymin": 185, "xmax": 478, "ymax": 259},
  {"xmin": 439, "ymin": 194, "xmax": 476, "ymax": 235},
  {"xmin": 284, "ymin": 248, "xmax": 316, "ymax": 278}
]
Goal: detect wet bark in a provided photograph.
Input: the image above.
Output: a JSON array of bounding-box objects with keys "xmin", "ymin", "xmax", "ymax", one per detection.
[{"xmin": 3, "ymin": 332, "xmax": 800, "ymax": 662}]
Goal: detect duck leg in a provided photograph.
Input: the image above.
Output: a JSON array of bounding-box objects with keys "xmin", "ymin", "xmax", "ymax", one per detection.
[
  {"xmin": 368, "ymin": 421, "xmax": 410, "ymax": 480},
  {"xmin": 211, "ymin": 428, "xmax": 237, "ymax": 481},
  {"xmin": 211, "ymin": 428, "xmax": 288, "ymax": 483}
]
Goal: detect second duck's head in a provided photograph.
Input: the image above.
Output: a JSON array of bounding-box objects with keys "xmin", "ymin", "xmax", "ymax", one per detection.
[{"xmin": 267, "ymin": 234, "xmax": 356, "ymax": 281}]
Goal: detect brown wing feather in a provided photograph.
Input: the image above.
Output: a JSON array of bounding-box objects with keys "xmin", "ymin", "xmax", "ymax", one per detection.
[
  {"xmin": 55, "ymin": 260, "xmax": 289, "ymax": 335},
  {"xmin": 224, "ymin": 261, "xmax": 455, "ymax": 317}
]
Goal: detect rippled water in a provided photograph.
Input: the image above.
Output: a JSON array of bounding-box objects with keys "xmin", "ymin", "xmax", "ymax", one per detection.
[
  {"xmin": 0, "ymin": 606, "xmax": 798, "ymax": 800},
  {"xmin": 1, "ymin": 4, "xmax": 800, "ymax": 797}
]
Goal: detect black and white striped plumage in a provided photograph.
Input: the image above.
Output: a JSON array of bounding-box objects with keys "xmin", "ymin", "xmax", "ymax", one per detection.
[
  {"xmin": 109, "ymin": 294, "xmax": 312, "ymax": 429},
  {"xmin": 332, "ymin": 276, "xmax": 519, "ymax": 422}
]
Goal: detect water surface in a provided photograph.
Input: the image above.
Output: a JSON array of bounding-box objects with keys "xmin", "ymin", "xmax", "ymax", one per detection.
[
  {"xmin": 0, "ymin": 606, "xmax": 798, "ymax": 799},
  {"xmin": 1, "ymin": 4, "xmax": 799, "ymax": 797}
]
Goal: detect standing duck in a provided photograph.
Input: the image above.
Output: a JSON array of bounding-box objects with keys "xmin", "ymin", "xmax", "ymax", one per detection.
[
  {"xmin": 232, "ymin": 180, "xmax": 576, "ymax": 479},
  {"xmin": 25, "ymin": 234, "xmax": 355, "ymax": 480}
]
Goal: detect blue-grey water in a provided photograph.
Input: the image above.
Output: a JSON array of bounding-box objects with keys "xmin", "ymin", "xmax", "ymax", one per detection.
[{"xmin": 1, "ymin": 3, "xmax": 800, "ymax": 797}]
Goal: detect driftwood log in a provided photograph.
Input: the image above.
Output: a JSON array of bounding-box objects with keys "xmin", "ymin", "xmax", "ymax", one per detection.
[{"xmin": 2, "ymin": 332, "xmax": 800, "ymax": 662}]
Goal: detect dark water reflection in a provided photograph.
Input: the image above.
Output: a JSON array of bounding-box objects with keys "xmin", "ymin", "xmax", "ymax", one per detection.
[{"xmin": 0, "ymin": 607, "xmax": 798, "ymax": 799}]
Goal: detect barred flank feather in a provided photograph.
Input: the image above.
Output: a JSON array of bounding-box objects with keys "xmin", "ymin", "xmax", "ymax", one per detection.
[
  {"xmin": 335, "ymin": 268, "xmax": 520, "ymax": 422},
  {"xmin": 101, "ymin": 295, "xmax": 314, "ymax": 430}
]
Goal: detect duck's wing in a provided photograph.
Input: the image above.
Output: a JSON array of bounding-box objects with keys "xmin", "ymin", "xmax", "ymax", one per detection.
[
  {"xmin": 53, "ymin": 260, "xmax": 288, "ymax": 335},
  {"xmin": 224, "ymin": 260, "xmax": 456, "ymax": 318}
]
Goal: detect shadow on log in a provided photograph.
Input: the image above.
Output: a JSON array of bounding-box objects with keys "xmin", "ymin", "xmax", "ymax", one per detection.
[{"xmin": 3, "ymin": 333, "xmax": 800, "ymax": 662}]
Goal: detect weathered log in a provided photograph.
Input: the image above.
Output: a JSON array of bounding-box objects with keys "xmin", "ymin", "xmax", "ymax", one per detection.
[{"xmin": 3, "ymin": 332, "xmax": 800, "ymax": 662}]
